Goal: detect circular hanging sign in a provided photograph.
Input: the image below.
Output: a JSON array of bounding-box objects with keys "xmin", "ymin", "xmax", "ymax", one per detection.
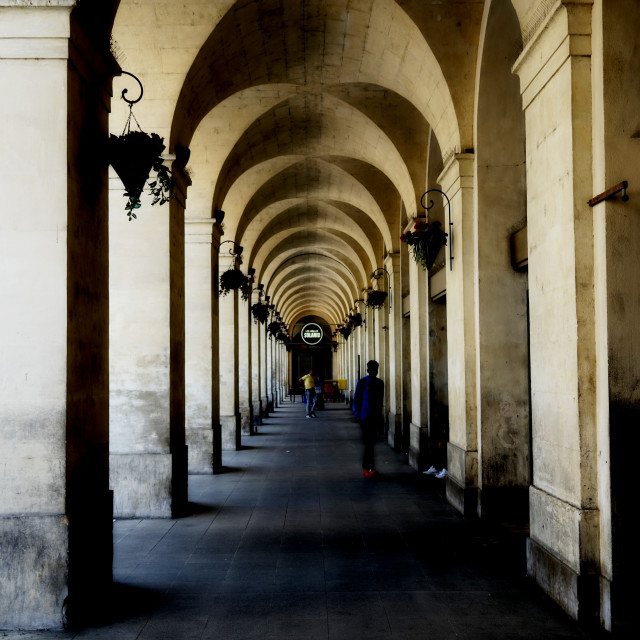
[{"xmin": 301, "ymin": 322, "xmax": 323, "ymax": 345}]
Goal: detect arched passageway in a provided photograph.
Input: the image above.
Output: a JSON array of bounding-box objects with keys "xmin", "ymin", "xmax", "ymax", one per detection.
[{"xmin": 1, "ymin": 1, "xmax": 639, "ymax": 635}]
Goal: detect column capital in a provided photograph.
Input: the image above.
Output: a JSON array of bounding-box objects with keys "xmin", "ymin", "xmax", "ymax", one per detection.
[
  {"xmin": 185, "ymin": 218, "xmax": 218, "ymax": 245},
  {"xmin": 0, "ymin": 2, "xmax": 75, "ymax": 58},
  {"xmin": 513, "ymin": 0, "xmax": 592, "ymax": 110},
  {"xmin": 383, "ymin": 251, "xmax": 401, "ymax": 272},
  {"xmin": 438, "ymin": 152, "xmax": 475, "ymax": 196}
]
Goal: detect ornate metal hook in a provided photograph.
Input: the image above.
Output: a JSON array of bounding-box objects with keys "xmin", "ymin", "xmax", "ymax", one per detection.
[
  {"xmin": 219, "ymin": 240, "xmax": 244, "ymax": 257},
  {"xmin": 421, "ymin": 189, "xmax": 453, "ymax": 271},
  {"xmin": 120, "ymin": 71, "xmax": 144, "ymax": 105}
]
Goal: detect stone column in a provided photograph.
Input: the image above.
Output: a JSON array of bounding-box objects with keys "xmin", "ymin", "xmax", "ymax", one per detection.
[
  {"xmin": 266, "ymin": 332, "xmax": 274, "ymax": 411},
  {"xmin": 109, "ymin": 154, "xmax": 188, "ymax": 519},
  {"xmin": 238, "ymin": 287, "xmax": 252, "ymax": 437},
  {"xmin": 440, "ymin": 153, "xmax": 478, "ymax": 517},
  {"xmin": 0, "ymin": 0, "xmax": 119, "ymax": 629},
  {"xmin": 408, "ymin": 246, "xmax": 429, "ymax": 470},
  {"xmin": 513, "ymin": 1, "xmax": 599, "ymax": 623},
  {"xmin": 250, "ymin": 294, "xmax": 262, "ymax": 428},
  {"xmin": 384, "ymin": 253, "xmax": 403, "ymax": 449},
  {"xmin": 1, "ymin": 3, "xmax": 115, "ymax": 629},
  {"xmin": 260, "ymin": 319, "xmax": 269, "ymax": 417},
  {"xmin": 185, "ymin": 219, "xmax": 221, "ymax": 472},
  {"xmin": 218, "ymin": 253, "xmax": 240, "ymax": 450}
]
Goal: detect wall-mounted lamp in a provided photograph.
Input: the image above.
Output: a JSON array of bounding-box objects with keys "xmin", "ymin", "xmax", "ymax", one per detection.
[
  {"xmin": 248, "ymin": 267, "xmax": 255, "ymax": 277},
  {"xmin": 214, "ymin": 208, "xmax": 225, "ymax": 225},
  {"xmin": 219, "ymin": 240, "xmax": 243, "ymax": 256},
  {"xmin": 421, "ymin": 189, "xmax": 453, "ymax": 271},
  {"xmin": 257, "ymin": 283, "xmax": 264, "ymax": 292}
]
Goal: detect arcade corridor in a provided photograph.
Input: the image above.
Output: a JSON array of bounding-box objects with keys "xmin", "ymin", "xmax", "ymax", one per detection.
[{"xmin": 18, "ymin": 402, "xmax": 593, "ymax": 640}]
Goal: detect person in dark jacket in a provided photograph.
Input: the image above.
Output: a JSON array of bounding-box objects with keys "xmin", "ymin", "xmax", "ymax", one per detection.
[{"xmin": 353, "ymin": 360, "xmax": 384, "ymax": 477}]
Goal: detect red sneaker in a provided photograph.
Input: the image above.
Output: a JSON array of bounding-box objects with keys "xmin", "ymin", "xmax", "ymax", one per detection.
[{"xmin": 362, "ymin": 469, "xmax": 370, "ymax": 477}]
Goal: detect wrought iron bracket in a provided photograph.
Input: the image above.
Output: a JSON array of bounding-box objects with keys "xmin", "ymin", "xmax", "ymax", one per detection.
[
  {"xmin": 421, "ymin": 189, "xmax": 453, "ymax": 271},
  {"xmin": 219, "ymin": 240, "xmax": 244, "ymax": 257},
  {"xmin": 120, "ymin": 71, "xmax": 144, "ymax": 105}
]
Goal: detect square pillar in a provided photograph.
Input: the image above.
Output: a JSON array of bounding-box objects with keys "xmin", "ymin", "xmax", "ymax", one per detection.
[
  {"xmin": 0, "ymin": 3, "xmax": 113, "ymax": 629},
  {"xmin": 440, "ymin": 153, "xmax": 479, "ymax": 518},
  {"xmin": 513, "ymin": 0, "xmax": 599, "ymax": 624},
  {"xmin": 407, "ymin": 235, "xmax": 430, "ymax": 471},
  {"xmin": 185, "ymin": 219, "xmax": 221, "ymax": 473},
  {"xmin": 109, "ymin": 160, "xmax": 188, "ymax": 518},
  {"xmin": 218, "ymin": 253, "xmax": 241, "ymax": 450},
  {"xmin": 384, "ymin": 253, "xmax": 403, "ymax": 449}
]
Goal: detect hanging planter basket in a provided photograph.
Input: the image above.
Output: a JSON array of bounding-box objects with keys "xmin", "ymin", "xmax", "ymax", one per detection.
[
  {"xmin": 251, "ymin": 302, "xmax": 270, "ymax": 324},
  {"xmin": 219, "ymin": 268, "xmax": 248, "ymax": 297},
  {"xmin": 338, "ymin": 325, "xmax": 352, "ymax": 340},
  {"xmin": 109, "ymin": 130, "xmax": 175, "ymax": 220},
  {"xmin": 400, "ymin": 220, "xmax": 448, "ymax": 271},
  {"xmin": 267, "ymin": 321, "xmax": 281, "ymax": 338},
  {"xmin": 109, "ymin": 72, "xmax": 176, "ymax": 221},
  {"xmin": 239, "ymin": 281, "xmax": 251, "ymax": 303},
  {"xmin": 350, "ymin": 312, "xmax": 363, "ymax": 328},
  {"xmin": 366, "ymin": 289, "xmax": 388, "ymax": 310}
]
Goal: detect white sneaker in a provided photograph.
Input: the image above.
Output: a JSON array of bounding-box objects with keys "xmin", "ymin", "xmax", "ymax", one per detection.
[
  {"xmin": 435, "ymin": 468, "xmax": 447, "ymax": 479},
  {"xmin": 423, "ymin": 465, "xmax": 438, "ymax": 475},
  {"xmin": 306, "ymin": 415, "xmax": 311, "ymax": 419}
]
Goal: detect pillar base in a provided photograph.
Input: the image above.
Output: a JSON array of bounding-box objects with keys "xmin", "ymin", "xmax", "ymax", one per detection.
[
  {"xmin": 240, "ymin": 405, "xmax": 251, "ymax": 436},
  {"xmin": 187, "ymin": 427, "xmax": 214, "ymax": 474},
  {"xmin": 527, "ymin": 537, "xmax": 583, "ymax": 620},
  {"xmin": 408, "ymin": 422, "xmax": 428, "ymax": 471},
  {"xmin": 445, "ymin": 442, "xmax": 478, "ymax": 519},
  {"xmin": 387, "ymin": 410, "xmax": 402, "ymax": 450},
  {"xmin": 220, "ymin": 413, "xmax": 240, "ymax": 450},
  {"xmin": 110, "ymin": 453, "xmax": 172, "ymax": 518},
  {"xmin": 0, "ymin": 515, "xmax": 69, "ymax": 630}
]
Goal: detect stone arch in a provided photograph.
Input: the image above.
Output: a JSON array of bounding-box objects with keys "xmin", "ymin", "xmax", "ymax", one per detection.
[
  {"xmin": 252, "ymin": 228, "xmax": 369, "ymax": 291},
  {"xmin": 213, "ymin": 92, "xmax": 415, "ymax": 216},
  {"xmin": 171, "ymin": 0, "xmax": 460, "ymax": 159},
  {"xmin": 230, "ymin": 157, "xmax": 393, "ymax": 253}
]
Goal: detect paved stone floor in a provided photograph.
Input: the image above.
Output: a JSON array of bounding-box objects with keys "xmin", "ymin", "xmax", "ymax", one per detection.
[{"xmin": 5, "ymin": 401, "xmax": 596, "ymax": 639}]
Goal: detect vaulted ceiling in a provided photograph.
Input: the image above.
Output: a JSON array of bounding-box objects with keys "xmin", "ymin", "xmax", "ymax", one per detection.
[{"xmin": 109, "ymin": 0, "xmax": 525, "ymax": 327}]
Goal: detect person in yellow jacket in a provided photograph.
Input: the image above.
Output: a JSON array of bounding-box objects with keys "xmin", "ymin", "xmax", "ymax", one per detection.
[{"xmin": 298, "ymin": 368, "xmax": 318, "ymax": 418}]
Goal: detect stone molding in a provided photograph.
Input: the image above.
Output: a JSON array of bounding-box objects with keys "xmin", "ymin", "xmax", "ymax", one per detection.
[{"xmin": 513, "ymin": 0, "xmax": 592, "ymax": 110}]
